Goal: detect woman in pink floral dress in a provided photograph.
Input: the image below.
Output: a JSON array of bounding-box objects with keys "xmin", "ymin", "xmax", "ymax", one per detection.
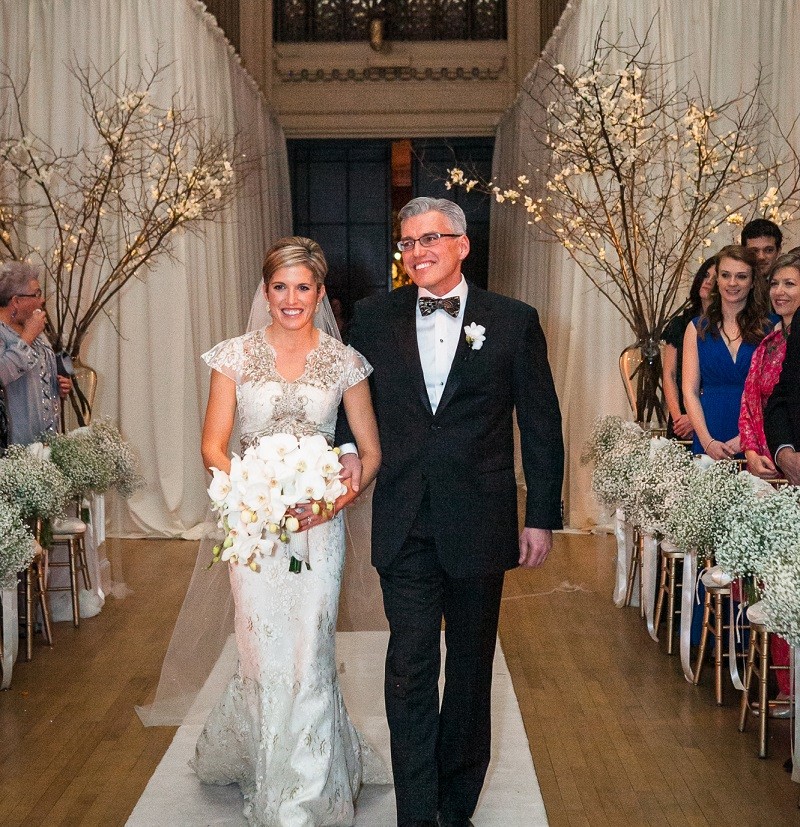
[
  {"xmin": 739, "ymin": 249, "xmax": 800, "ymax": 700},
  {"xmin": 740, "ymin": 251, "xmax": 800, "ymax": 477}
]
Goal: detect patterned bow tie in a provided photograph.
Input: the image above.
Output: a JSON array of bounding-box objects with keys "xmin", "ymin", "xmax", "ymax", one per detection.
[{"xmin": 418, "ymin": 295, "xmax": 460, "ymax": 317}]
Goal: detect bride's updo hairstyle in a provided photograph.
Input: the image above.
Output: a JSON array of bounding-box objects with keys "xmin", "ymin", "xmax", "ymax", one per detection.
[{"xmin": 262, "ymin": 236, "xmax": 328, "ymax": 288}]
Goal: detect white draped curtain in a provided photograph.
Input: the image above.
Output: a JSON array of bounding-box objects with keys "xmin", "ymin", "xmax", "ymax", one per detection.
[
  {"xmin": 491, "ymin": 0, "xmax": 800, "ymax": 527},
  {"xmin": 0, "ymin": 0, "xmax": 292, "ymax": 536}
]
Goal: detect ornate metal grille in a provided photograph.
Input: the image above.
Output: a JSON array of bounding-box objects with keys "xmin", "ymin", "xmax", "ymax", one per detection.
[{"xmin": 274, "ymin": 0, "xmax": 506, "ymax": 43}]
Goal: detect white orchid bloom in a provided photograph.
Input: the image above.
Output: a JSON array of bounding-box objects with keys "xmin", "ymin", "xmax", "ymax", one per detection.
[
  {"xmin": 296, "ymin": 470, "xmax": 328, "ymax": 502},
  {"xmin": 463, "ymin": 322, "xmax": 486, "ymax": 350},
  {"xmin": 256, "ymin": 433, "xmax": 298, "ymax": 460},
  {"xmin": 207, "ymin": 467, "xmax": 233, "ymax": 503}
]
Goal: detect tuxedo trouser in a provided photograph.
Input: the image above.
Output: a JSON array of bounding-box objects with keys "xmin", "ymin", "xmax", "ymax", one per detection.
[{"xmin": 377, "ymin": 492, "xmax": 504, "ymax": 825}]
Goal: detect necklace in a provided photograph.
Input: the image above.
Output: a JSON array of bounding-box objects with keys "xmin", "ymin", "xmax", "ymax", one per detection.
[{"xmin": 721, "ymin": 324, "xmax": 741, "ymax": 344}]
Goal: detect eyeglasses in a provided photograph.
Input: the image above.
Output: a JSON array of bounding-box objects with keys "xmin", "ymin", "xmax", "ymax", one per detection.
[
  {"xmin": 15, "ymin": 289, "xmax": 43, "ymax": 299},
  {"xmin": 396, "ymin": 232, "xmax": 462, "ymax": 252}
]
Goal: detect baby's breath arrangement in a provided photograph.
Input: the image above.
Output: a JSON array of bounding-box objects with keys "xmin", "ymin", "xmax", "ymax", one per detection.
[
  {"xmin": 582, "ymin": 415, "xmax": 626, "ymax": 465},
  {"xmin": 588, "ymin": 421, "xmax": 649, "ymax": 512},
  {"xmin": 715, "ymin": 485, "xmax": 800, "ymax": 578},
  {"xmin": 0, "ymin": 500, "xmax": 36, "ymax": 589},
  {"xmin": 87, "ymin": 419, "xmax": 144, "ymax": 498},
  {"xmin": 663, "ymin": 460, "xmax": 752, "ymax": 556},
  {"xmin": 759, "ymin": 550, "xmax": 800, "ymax": 646},
  {"xmin": 47, "ymin": 431, "xmax": 116, "ymax": 499},
  {"xmin": 0, "ymin": 444, "xmax": 70, "ymax": 520},
  {"xmin": 624, "ymin": 438, "xmax": 697, "ymax": 535}
]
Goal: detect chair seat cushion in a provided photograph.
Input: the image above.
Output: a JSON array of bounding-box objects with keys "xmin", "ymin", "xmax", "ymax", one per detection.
[{"xmin": 51, "ymin": 517, "xmax": 87, "ymax": 535}]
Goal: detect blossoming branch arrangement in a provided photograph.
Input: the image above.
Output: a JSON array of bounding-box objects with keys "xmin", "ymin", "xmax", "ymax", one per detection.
[
  {"xmin": 448, "ymin": 30, "xmax": 800, "ymax": 422},
  {"xmin": 207, "ymin": 433, "xmax": 346, "ymax": 574},
  {"xmin": 0, "ymin": 57, "xmax": 240, "ymax": 366}
]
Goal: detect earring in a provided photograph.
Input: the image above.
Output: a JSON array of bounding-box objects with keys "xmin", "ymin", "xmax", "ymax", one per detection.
[{"xmin": 10, "ymin": 308, "xmax": 16, "ymax": 320}]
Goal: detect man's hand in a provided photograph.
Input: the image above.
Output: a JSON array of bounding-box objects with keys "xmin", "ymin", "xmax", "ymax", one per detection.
[
  {"xmin": 776, "ymin": 447, "xmax": 800, "ymax": 485},
  {"xmin": 519, "ymin": 527, "xmax": 553, "ymax": 568},
  {"xmin": 338, "ymin": 451, "xmax": 362, "ymax": 494},
  {"xmin": 671, "ymin": 414, "xmax": 694, "ymax": 439},
  {"xmin": 745, "ymin": 450, "xmax": 779, "ymax": 479}
]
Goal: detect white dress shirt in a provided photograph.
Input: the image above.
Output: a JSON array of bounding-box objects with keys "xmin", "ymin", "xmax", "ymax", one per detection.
[{"xmin": 417, "ymin": 277, "xmax": 468, "ymax": 413}]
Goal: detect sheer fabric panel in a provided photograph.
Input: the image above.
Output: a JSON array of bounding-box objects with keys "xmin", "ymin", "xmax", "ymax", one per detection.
[{"xmin": 0, "ymin": 0, "xmax": 292, "ymax": 536}]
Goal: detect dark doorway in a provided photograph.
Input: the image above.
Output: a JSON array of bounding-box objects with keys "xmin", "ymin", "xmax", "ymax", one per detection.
[{"xmin": 287, "ymin": 136, "xmax": 494, "ymax": 333}]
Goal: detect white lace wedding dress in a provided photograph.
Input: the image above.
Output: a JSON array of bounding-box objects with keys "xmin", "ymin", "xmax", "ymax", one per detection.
[{"xmin": 192, "ymin": 328, "xmax": 386, "ymax": 826}]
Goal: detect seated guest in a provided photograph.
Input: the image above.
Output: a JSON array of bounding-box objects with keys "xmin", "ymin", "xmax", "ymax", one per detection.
[
  {"xmin": 0, "ymin": 261, "xmax": 71, "ymax": 445},
  {"xmin": 683, "ymin": 245, "xmax": 770, "ymax": 458},
  {"xmin": 741, "ymin": 218, "xmax": 782, "ymax": 281},
  {"xmin": 662, "ymin": 258, "xmax": 715, "ymax": 440},
  {"xmin": 740, "ymin": 252, "xmax": 800, "ymax": 478}
]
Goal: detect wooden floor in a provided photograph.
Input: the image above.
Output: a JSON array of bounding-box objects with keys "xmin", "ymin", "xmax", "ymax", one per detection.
[{"xmin": 1, "ymin": 532, "xmax": 799, "ymax": 825}]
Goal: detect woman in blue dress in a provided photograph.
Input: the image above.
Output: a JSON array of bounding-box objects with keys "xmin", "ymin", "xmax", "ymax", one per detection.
[{"xmin": 683, "ymin": 245, "xmax": 770, "ymax": 458}]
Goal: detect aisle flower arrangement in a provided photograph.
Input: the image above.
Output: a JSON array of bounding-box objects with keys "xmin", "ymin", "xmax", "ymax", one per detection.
[
  {"xmin": 585, "ymin": 416, "xmax": 800, "ymax": 639},
  {"xmin": 624, "ymin": 438, "xmax": 697, "ymax": 536},
  {"xmin": 207, "ymin": 433, "xmax": 346, "ymax": 574},
  {"xmin": 0, "ymin": 422, "xmax": 141, "ymax": 588},
  {"xmin": 585, "ymin": 418, "xmax": 649, "ymax": 511},
  {"xmin": 0, "ymin": 501, "xmax": 37, "ymax": 589}
]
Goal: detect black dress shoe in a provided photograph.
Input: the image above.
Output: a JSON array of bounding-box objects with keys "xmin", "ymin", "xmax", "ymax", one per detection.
[{"xmin": 437, "ymin": 815, "xmax": 474, "ymax": 827}]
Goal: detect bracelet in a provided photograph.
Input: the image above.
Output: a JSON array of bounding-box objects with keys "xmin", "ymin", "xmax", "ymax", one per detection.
[{"xmin": 704, "ymin": 439, "xmax": 716, "ymax": 452}]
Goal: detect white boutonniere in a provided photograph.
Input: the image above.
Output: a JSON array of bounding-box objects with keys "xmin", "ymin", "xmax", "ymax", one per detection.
[{"xmin": 464, "ymin": 322, "xmax": 486, "ymax": 350}]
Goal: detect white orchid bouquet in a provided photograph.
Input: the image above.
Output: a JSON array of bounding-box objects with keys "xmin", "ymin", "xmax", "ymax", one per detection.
[
  {"xmin": 0, "ymin": 499, "xmax": 37, "ymax": 589},
  {"xmin": 207, "ymin": 433, "xmax": 347, "ymax": 574},
  {"xmin": 624, "ymin": 438, "xmax": 698, "ymax": 536}
]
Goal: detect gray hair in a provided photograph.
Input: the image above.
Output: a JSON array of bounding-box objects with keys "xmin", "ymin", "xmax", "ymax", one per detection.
[
  {"xmin": 0, "ymin": 260, "xmax": 39, "ymax": 307},
  {"xmin": 398, "ymin": 197, "xmax": 467, "ymax": 235}
]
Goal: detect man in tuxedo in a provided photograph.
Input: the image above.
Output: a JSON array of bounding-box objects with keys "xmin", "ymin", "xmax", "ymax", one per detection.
[
  {"xmin": 765, "ymin": 309, "xmax": 800, "ymax": 484},
  {"xmin": 337, "ymin": 197, "xmax": 564, "ymax": 827}
]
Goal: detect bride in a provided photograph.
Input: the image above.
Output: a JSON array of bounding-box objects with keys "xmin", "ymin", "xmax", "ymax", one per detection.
[{"xmin": 193, "ymin": 236, "xmax": 382, "ymax": 825}]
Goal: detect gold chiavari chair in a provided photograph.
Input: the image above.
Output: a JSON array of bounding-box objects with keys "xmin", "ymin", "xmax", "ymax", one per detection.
[{"xmin": 46, "ymin": 509, "xmax": 90, "ymax": 628}]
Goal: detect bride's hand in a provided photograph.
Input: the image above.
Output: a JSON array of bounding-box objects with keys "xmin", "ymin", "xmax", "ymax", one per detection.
[{"xmin": 289, "ymin": 485, "xmax": 358, "ymax": 532}]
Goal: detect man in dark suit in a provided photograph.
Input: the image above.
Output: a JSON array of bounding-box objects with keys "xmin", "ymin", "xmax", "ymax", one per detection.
[
  {"xmin": 337, "ymin": 197, "xmax": 564, "ymax": 827},
  {"xmin": 765, "ymin": 309, "xmax": 800, "ymax": 484}
]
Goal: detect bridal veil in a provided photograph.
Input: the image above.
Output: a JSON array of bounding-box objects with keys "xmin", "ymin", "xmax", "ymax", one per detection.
[{"xmin": 137, "ymin": 287, "xmax": 384, "ymax": 727}]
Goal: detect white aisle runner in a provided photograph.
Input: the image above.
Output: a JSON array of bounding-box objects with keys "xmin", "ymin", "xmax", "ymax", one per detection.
[{"xmin": 128, "ymin": 631, "xmax": 547, "ymax": 826}]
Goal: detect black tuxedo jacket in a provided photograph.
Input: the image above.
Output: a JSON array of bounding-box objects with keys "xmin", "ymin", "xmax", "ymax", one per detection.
[
  {"xmin": 765, "ymin": 313, "xmax": 800, "ymax": 455},
  {"xmin": 337, "ymin": 284, "xmax": 564, "ymax": 577}
]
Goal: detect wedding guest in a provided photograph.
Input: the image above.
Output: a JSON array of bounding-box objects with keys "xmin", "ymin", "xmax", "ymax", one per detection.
[
  {"xmin": 739, "ymin": 252, "xmax": 800, "ymax": 704},
  {"xmin": 661, "ymin": 258, "xmax": 715, "ymax": 440},
  {"xmin": 739, "ymin": 251, "xmax": 800, "ymax": 478},
  {"xmin": 765, "ymin": 305, "xmax": 800, "ymax": 487},
  {"xmin": 742, "ymin": 218, "xmax": 782, "ymax": 281},
  {"xmin": 0, "ymin": 261, "xmax": 70, "ymax": 445},
  {"xmin": 683, "ymin": 245, "xmax": 770, "ymax": 458}
]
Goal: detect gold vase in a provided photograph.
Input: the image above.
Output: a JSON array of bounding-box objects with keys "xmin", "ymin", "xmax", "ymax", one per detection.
[{"xmin": 65, "ymin": 356, "xmax": 98, "ymax": 430}]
